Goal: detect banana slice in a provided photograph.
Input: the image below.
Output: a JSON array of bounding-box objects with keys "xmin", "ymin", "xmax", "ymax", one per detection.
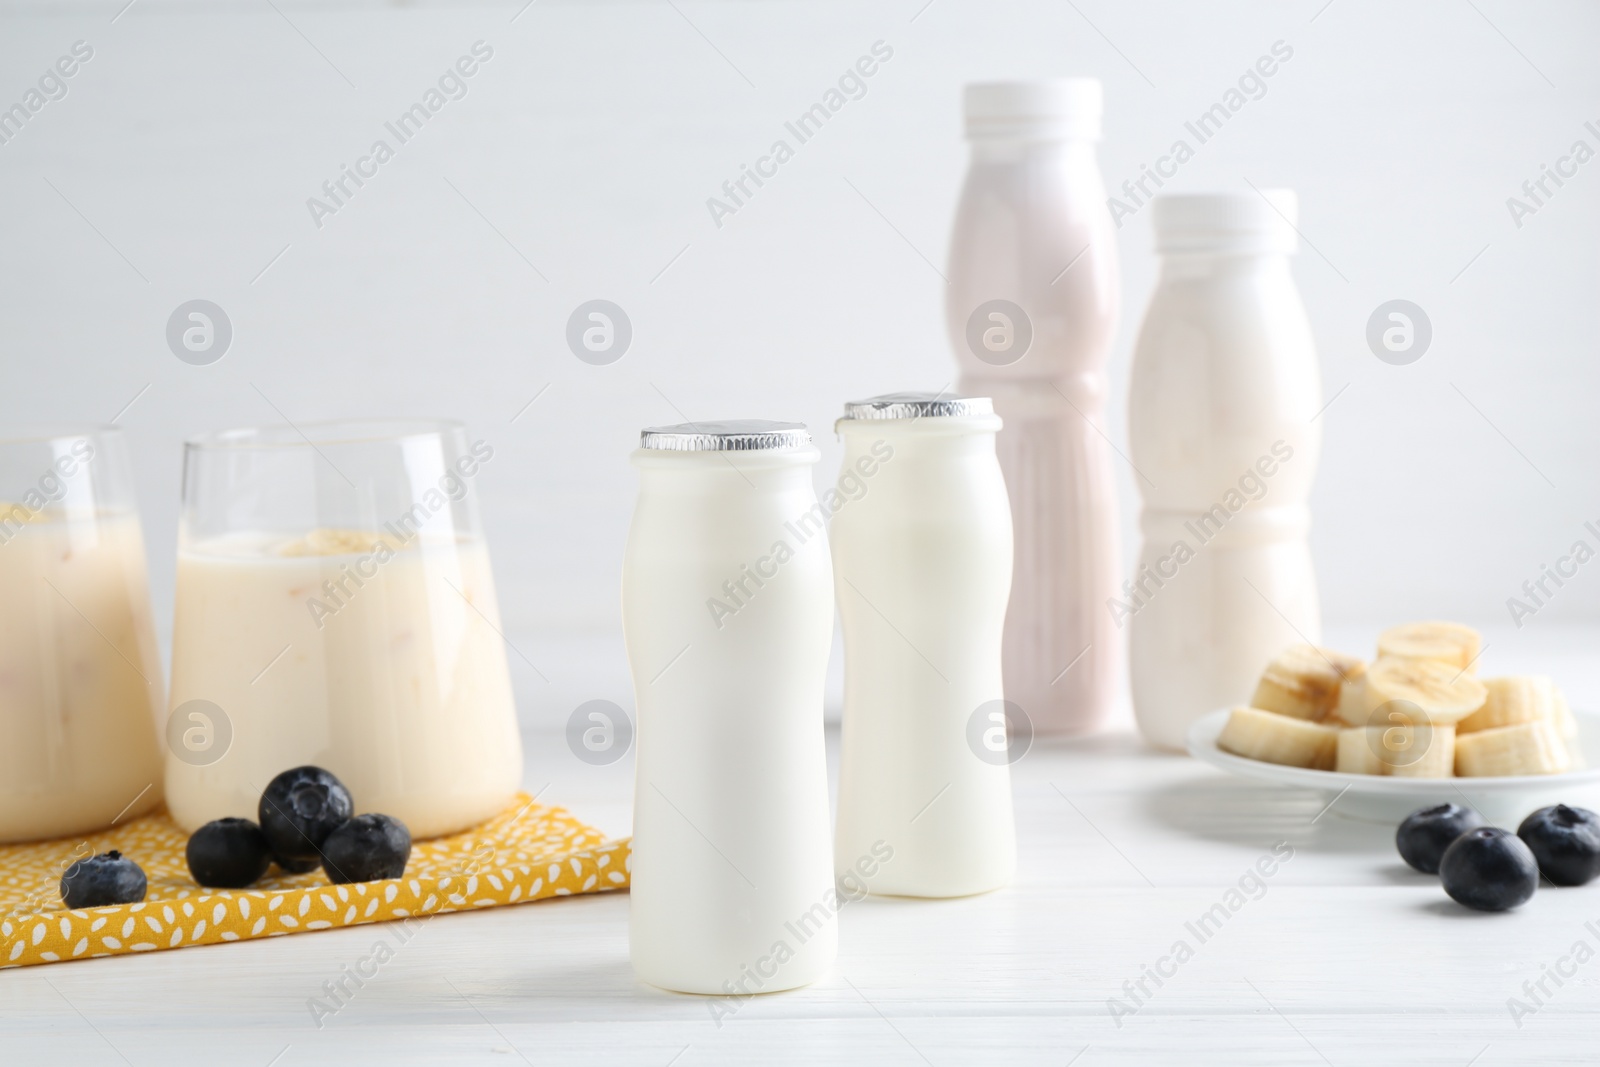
[
  {"xmin": 1332, "ymin": 673, "xmax": 1370, "ymax": 727},
  {"xmin": 1385, "ymin": 724, "xmax": 1455, "ymax": 778},
  {"xmin": 1336, "ymin": 724, "xmax": 1455, "ymax": 776},
  {"xmin": 1251, "ymin": 645, "xmax": 1366, "ymax": 721},
  {"xmin": 1358, "ymin": 657, "xmax": 1487, "ymax": 727},
  {"xmin": 1457, "ymin": 676, "xmax": 1556, "ymax": 734},
  {"xmin": 1336, "ymin": 727, "xmax": 1385, "ymax": 774},
  {"xmin": 1455, "ymin": 719, "xmax": 1570, "ymax": 777},
  {"xmin": 1376, "ymin": 621, "xmax": 1482, "ymax": 674},
  {"xmin": 1553, "ymin": 688, "xmax": 1579, "ymax": 741},
  {"xmin": 1218, "ymin": 707, "xmax": 1338, "ymax": 769}
]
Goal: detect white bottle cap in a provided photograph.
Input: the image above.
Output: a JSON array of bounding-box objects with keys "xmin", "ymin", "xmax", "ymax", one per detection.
[
  {"xmin": 1152, "ymin": 191, "xmax": 1299, "ymax": 254},
  {"xmin": 964, "ymin": 79, "xmax": 1102, "ymax": 141}
]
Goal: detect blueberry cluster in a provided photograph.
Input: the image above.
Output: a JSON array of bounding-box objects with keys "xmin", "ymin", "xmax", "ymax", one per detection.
[
  {"xmin": 59, "ymin": 765, "xmax": 413, "ymax": 908},
  {"xmin": 188, "ymin": 766, "xmax": 411, "ymax": 888},
  {"xmin": 1397, "ymin": 802, "xmax": 1600, "ymax": 912}
]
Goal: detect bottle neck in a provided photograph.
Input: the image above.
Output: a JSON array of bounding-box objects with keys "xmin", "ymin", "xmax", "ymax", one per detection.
[
  {"xmin": 1156, "ymin": 249, "xmax": 1294, "ymax": 280},
  {"xmin": 631, "ymin": 448, "xmax": 820, "ymax": 497}
]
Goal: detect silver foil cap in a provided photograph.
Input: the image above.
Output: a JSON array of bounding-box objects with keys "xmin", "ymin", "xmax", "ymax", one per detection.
[
  {"xmin": 840, "ymin": 392, "xmax": 994, "ymax": 421},
  {"xmin": 639, "ymin": 420, "xmax": 811, "ymax": 452}
]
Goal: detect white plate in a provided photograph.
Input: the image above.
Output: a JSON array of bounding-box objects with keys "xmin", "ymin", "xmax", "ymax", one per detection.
[{"xmin": 1186, "ymin": 708, "xmax": 1600, "ymax": 823}]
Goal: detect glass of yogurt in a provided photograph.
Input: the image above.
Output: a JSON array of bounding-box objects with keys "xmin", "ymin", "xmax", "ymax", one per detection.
[
  {"xmin": 166, "ymin": 419, "xmax": 523, "ymax": 839},
  {"xmin": 0, "ymin": 426, "xmax": 166, "ymax": 843}
]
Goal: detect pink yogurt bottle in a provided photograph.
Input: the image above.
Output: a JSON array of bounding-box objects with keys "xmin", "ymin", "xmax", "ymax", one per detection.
[{"xmin": 945, "ymin": 79, "xmax": 1122, "ymax": 737}]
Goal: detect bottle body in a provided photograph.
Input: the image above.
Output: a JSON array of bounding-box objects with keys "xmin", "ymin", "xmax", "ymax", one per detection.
[
  {"xmin": 623, "ymin": 443, "xmax": 836, "ymax": 995},
  {"xmin": 1129, "ymin": 507, "xmax": 1319, "ymax": 750},
  {"xmin": 1127, "ymin": 199, "xmax": 1323, "ymax": 750},
  {"xmin": 946, "ymin": 87, "xmax": 1121, "ymax": 737},
  {"xmin": 831, "ymin": 406, "xmax": 1014, "ymax": 897}
]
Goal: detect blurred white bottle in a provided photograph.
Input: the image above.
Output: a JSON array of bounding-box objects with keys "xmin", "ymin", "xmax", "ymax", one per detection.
[
  {"xmin": 830, "ymin": 393, "xmax": 1015, "ymax": 898},
  {"xmin": 623, "ymin": 421, "xmax": 836, "ymax": 995},
  {"xmin": 945, "ymin": 79, "xmax": 1121, "ymax": 737},
  {"xmin": 1126, "ymin": 192, "xmax": 1323, "ymax": 750}
]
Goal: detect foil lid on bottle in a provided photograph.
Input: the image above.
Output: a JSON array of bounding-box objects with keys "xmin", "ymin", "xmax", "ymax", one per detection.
[
  {"xmin": 964, "ymin": 79, "xmax": 1102, "ymax": 141},
  {"xmin": 639, "ymin": 420, "xmax": 811, "ymax": 452},
  {"xmin": 1153, "ymin": 190, "xmax": 1299, "ymax": 254},
  {"xmin": 840, "ymin": 392, "xmax": 994, "ymax": 421}
]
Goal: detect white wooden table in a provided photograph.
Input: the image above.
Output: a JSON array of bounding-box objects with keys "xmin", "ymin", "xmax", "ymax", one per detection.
[{"xmin": 7, "ymin": 625, "xmax": 1600, "ymax": 1065}]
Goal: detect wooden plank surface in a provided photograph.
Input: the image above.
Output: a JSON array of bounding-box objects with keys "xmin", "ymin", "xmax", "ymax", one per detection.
[{"xmin": 9, "ymin": 705, "xmax": 1600, "ymax": 1065}]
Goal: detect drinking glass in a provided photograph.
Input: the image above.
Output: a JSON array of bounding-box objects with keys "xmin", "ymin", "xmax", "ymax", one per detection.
[
  {"xmin": 0, "ymin": 426, "xmax": 165, "ymax": 843},
  {"xmin": 167, "ymin": 418, "xmax": 522, "ymax": 839}
]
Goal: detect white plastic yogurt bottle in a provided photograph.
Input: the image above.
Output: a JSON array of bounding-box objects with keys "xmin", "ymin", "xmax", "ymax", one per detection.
[
  {"xmin": 623, "ymin": 421, "xmax": 836, "ymax": 995},
  {"xmin": 830, "ymin": 393, "xmax": 1016, "ymax": 898},
  {"xmin": 946, "ymin": 79, "xmax": 1122, "ymax": 738},
  {"xmin": 1126, "ymin": 192, "xmax": 1323, "ymax": 750}
]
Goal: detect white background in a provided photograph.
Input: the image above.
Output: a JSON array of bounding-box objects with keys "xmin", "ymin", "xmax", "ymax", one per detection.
[
  {"xmin": 7, "ymin": 9, "xmax": 1600, "ymax": 1063},
  {"xmin": 2, "ymin": 0, "xmax": 1597, "ymax": 726}
]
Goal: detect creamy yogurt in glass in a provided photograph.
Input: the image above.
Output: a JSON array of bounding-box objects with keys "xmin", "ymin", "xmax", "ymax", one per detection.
[
  {"xmin": 0, "ymin": 429, "xmax": 165, "ymax": 844},
  {"xmin": 165, "ymin": 420, "xmax": 522, "ymax": 839}
]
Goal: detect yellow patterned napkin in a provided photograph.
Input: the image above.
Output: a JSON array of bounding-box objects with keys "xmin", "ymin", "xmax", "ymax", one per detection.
[{"xmin": 0, "ymin": 793, "xmax": 629, "ymax": 968}]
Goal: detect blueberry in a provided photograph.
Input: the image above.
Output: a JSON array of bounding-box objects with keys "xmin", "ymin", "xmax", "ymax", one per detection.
[
  {"xmin": 258, "ymin": 766, "xmax": 354, "ymax": 870},
  {"xmin": 320, "ymin": 814, "xmax": 411, "ymax": 884},
  {"xmin": 1396, "ymin": 803, "xmax": 1488, "ymax": 874},
  {"xmin": 1518, "ymin": 804, "xmax": 1600, "ymax": 887},
  {"xmin": 186, "ymin": 818, "xmax": 273, "ymax": 888},
  {"xmin": 1439, "ymin": 827, "xmax": 1539, "ymax": 912},
  {"xmin": 60, "ymin": 851, "xmax": 147, "ymax": 909}
]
